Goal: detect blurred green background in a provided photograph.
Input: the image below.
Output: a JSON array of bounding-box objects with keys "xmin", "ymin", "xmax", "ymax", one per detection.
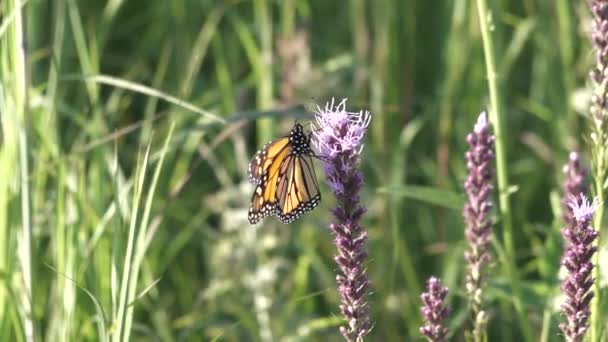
[{"xmin": 0, "ymin": 0, "xmax": 603, "ymax": 341}]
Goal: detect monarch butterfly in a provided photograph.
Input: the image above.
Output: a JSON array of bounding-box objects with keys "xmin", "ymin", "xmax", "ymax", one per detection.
[{"xmin": 248, "ymin": 122, "xmax": 321, "ymax": 224}]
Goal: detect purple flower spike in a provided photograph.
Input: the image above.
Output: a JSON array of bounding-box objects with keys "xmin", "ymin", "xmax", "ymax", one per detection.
[
  {"xmin": 463, "ymin": 112, "xmax": 495, "ymax": 336},
  {"xmin": 589, "ymin": 0, "xmax": 608, "ymax": 126},
  {"xmin": 586, "ymin": 2, "xmax": 608, "ymax": 340},
  {"xmin": 562, "ymin": 152, "xmax": 588, "ymax": 227},
  {"xmin": 312, "ymin": 98, "xmax": 371, "ymax": 341},
  {"xmin": 420, "ymin": 277, "xmax": 450, "ymax": 342},
  {"xmin": 560, "ymin": 194, "xmax": 600, "ymax": 342}
]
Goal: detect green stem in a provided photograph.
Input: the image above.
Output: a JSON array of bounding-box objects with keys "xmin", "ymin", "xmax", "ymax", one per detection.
[
  {"xmin": 557, "ymin": 0, "xmax": 577, "ymax": 139},
  {"xmin": 253, "ymin": 0, "xmax": 274, "ymax": 145},
  {"xmin": 12, "ymin": 0, "xmax": 35, "ymax": 340},
  {"xmin": 475, "ymin": 1, "xmax": 532, "ymax": 341},
  {"xmin": 591, "ymin": 171, "xmax": 604, "ymax": 342},
  {"xmin": 280, "ymin": 0, "xmax": 295, "ymax": 36}
]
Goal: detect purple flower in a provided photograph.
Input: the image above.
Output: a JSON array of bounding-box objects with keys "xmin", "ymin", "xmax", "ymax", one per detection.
[
  {"xmin": 568, "ymin": 195, "xmax": 600, "ymax": 222},
  {"xmin": 312, "ymin": 98, "xmax": 371, "ymax": 341},
  {"xmin": 562, "ymin": 152, "xmax": 588, "ymax": 227},
  {"xmin": 560, "ymin": 194, "xmax": 600, "ymax": 342},
  {"xmin": 586, "ymin": 2, "xmax": 608, "ymax": 340},
  {"xmin": 589, "ymin": 0, "xmax": 608, "ymax": 125},
  {"xmin": 420, "ymin": 277, "xmax": 450, "ymax": 342},
  {"xmin": 463, "ymin": 112, "xmax": 494, "ymax": 336}
]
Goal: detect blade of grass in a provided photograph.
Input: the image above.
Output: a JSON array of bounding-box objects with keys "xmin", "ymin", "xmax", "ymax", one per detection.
[
  {"xmin": 475, "ymin": 1, "xmax": 532, "ymax": 340},
  {"xmin": 70, "ymin": 74, "xmax": 226, "ymax": 124},
  {"xmin": 379, "ymin": 185, "xmax": 464, "ymax": 210},
  {"xmin": 0, "ymin": 1, "xmax": 29, "ymax": 39},
  {"xmin": 253, "ymin": 0, "xmax": 274, "ymax": 145},
  {"xmin": 66, "ymin": 0, "xmax": 99, "ymax": 105},
  {"xmin": 122, "ymin": 123, "xmax": 175, "ymax": 341},
  {"xmin": 0, "ymin": 59, "xmax": 17, "ymax": 342},
  {"xmin": 112, "ymin": 143, "xmax": 150, "ymax": 342},
  {"xmin": 10, "ymin": 0, "xmax": 36, "ymax": 340},
  {"xmin": 45, "ymin": 263, "xmax": 108, "ymax": 342}
]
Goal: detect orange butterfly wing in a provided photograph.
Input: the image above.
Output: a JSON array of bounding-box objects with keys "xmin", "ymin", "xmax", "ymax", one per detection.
[{"xmin": 248, "ymin": 123, "xmax": 320, "ymax": 224}]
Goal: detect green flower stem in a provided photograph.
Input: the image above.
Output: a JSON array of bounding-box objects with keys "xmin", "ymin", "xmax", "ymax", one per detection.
[
  {"xmin": 475, "ymin": 1, "xmax": 532, "ymax": 341},
  {"xmin": 591, "ymin": 154, "xmax": 605, "ymax": 342}
]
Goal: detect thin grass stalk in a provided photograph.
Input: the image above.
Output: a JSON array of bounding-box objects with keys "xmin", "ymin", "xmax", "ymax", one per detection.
[
  {"xmin": 370, "ymin": 0, "xmax": 388, "ymax": 154},
  {"xmin": 46, "ymin": 0, "xmax": 65, "ymax": 155},
  {"xmin": 10, "ymin": 0, "xmax": 35, "ymax": 340},
  {"xmin": 179, "ymin": 5, "xmax": 223, "ymax": 100},
  {"xmin": 57, "ymin": 164, "xmax": 75, "ymax": 342},
  {"xmin": 49, "ymin": 163, "xmax": 65, "ymax": 341},
  {"xmin": 254, "ymin": 0, "xmax": 274, "ymax": 145},
  {"xmin": 212, "ymin": 37, "xmax": 236, "ymax": 114},
  {"xmin": 539, "ymin": 303, "xmax": 551, "ymax": 342},
  {"xmin": 280, "ymin": 0, "xmax": 295, "ymax": 36},
  {"xmin": 0, "ymin": 32, "xmax": 17, "ymax": 340},
  {"xmin": 66, "ymin": 0, "xmax": 99, "ymax": 105},
  {"xmin": 252, "ymin": 1, "xmax": 275, "ymax": 340},
  {"xmin": 388, "ymin": 119, "xmax": 423, "ymax": 337},
  {"xmin": 556, "ymin": 0, "xmax": 577, "ymax": 139},
  {"xmin": 110, "ymin": 148, "xmax": 122, "ymax": 332},
  {"xmin": 474, "ymin": 1, "xmax": 532, "ymax": 341},
  {"xmin": 589, "ymin": 159, "xmax": 605, "ymax": 342},
  {"xmin": 436, "ymin": 0, "xmax": 468, "ymax": 243},
  {"xmin": 590, "ymin": 191, "xmax": 603, "ymax": 342},
  {"xmin": 112, "ymin": 146, "xmax": 150, "ymax": 342},
  {"xmin": 45, "ymin": 1, "xmax": 68, "ymax": 340},
  {"xmin": 141, "ymin": 44, "xmax": 171, "ymax": 144},
  {"xmin": 122, "ymin": 124, "xmax": 174, "ymax": 342},
  {"xmin": 349, "ymin": 0, "xmax": 369, "ymax": 94},
  {"xmin": 0, "ymin": 99, "xmax": 9, "ymax": 337}
]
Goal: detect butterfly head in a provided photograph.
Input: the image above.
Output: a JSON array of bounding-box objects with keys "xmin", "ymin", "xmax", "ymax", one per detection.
[
  {"xmin": 292, "ymin": 122, "xmax": 304, "ymax": 132},
  {"xmin": 289, "ymin": 122, "xmax": 312, "ymax": 155}
]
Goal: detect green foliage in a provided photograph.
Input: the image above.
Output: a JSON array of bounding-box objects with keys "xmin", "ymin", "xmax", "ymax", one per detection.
[{"xmin": 0, "ymin": 0, "xmax": 605, "ymax": 341}]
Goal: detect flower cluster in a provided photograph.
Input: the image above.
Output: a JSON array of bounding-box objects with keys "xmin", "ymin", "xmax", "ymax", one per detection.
[
  {"xmin": 560, "ymin": 194, "xmax": 600, "ymax": 342},
  {"xmin": 589, "ymin": 0, "xmax": 608, "ymax": 127},
  {"xmin": 312, "ymin": 98, "xmax": 372, "ymax": 341},
  {"xmin": 420, "ymin": 277, "xmax": 450, "ymax": 342},
  {"xmin": 463, "ymin": 112, "xmax": 495, "ymax": 335},
  {"xmin": 562, "ymin": 152, "xmax": 588, "ymax": 227}
]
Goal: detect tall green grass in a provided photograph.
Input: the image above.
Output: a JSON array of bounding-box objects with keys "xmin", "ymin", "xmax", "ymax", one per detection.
[{"xmin": 0, "ymin": 0, "xmax": 606, "ymax": 341}]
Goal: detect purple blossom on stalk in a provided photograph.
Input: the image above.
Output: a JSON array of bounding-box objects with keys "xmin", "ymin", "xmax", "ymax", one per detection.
[
  {"xmin": 560, "ymin": 194, "xmax": 600, "ymax": 342},
  {"xmin": 420, "ymin": 277, "xmax": 450, "ymax": 342},
  {"xmin": 589, "ymin": 0, "xmax": 608, "ymax": 128},
  {"xmin": 463, "ymin": 112, "xmax": 495, "ymax": 336},
  {"xmin": 312, "ymin": 98, "xmax": 371, "ymax": 341},
  {"xmin": 586, "ymin": 2, "xmax": 608, "ymax": 340},
  {"xmin": 562, "ymin": 152, "xmax": 588, "ymax": 228}
]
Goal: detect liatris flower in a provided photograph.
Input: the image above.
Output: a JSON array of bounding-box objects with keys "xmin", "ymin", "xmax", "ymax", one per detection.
[
  {"xmin": 560, "ymin": 194, "xmax": 600, "ymax": 342},
  {"xmin": 420, "ymin": 277, "xmax": 450, "ymax": 342},
  {"xmin": 312, "ymin": 98, "xmax": 371, "ymax": 341},
  {"xmin": 463, "ymin": 112, "xmax": 495, "ymax": 337},
  {"xmin": 589, "ymin": 0, "xmax": 608, "ymax": 129},
  {"xmin": 587, "ymin": 2, "xmax": 608, "ymax": 339},
  {"xmin": 562, "ymin": 152, "xmax": 588, "ymax": 227}
]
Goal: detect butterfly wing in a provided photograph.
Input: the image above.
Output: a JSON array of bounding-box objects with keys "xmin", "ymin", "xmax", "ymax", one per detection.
[
  {"xmin": 248, "ymin": 137, "xmax": 290, "ymax": 185},
  {"xmin": 248, "ymin": 137, "xmax": 292, "ymax": 224},
  {"xmin": 276, "ymin": 154, "xmax": 321, "ymax": 224}
]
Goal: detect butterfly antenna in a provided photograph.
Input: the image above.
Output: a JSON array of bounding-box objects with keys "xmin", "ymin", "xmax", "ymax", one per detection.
[{"xmin": 310, "ymin": 150, "xmax": 330, "ymax": 163}]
